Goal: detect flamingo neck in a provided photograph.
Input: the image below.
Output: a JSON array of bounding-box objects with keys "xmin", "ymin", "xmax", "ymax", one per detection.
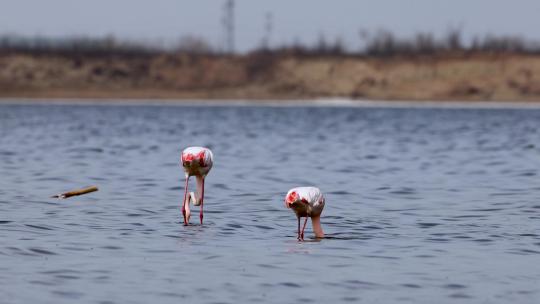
[
  {"xmin": 195, "ymin": 175, "xmax": 204, "ymax": 202},
  {"xmin": 311, "ymin": 216, "xmax": 324, "ymax": 238}
]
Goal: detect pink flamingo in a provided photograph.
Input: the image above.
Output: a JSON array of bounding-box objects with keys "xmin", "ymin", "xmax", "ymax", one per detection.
[
  {"xmin": 181, "ymin": 146, "xmax": 213, "ymax": 225},
  {"xmin": 284, "ymin": 187, "xmax": 325, "ymax": 241}
]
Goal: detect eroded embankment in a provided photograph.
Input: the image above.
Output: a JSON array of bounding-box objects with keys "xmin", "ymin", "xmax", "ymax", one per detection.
[{"xmin": 1, "ymin": 53, "xmax": 540, "ymax": 101}]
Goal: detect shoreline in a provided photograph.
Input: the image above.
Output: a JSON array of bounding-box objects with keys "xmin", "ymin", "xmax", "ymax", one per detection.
[
  {"xmin": 2, "ymin": 53, "xmax": 540, "ymax": 104},
  {"xmin": 3, "ymin": 96, "xmax": 540, "ymax": 109}
]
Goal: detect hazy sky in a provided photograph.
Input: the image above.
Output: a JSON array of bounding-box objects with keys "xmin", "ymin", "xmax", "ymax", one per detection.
[{"xmin": 1, "ymin": 0, "xmax": 540, "ymax": 52}]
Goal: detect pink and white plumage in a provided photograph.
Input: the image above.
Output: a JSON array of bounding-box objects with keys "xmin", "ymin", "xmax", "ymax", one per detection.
[
  {"xmin": 180, "ymin": 146, "xmax": 213, "ymax": 225},
  {"xmin": 285, "ymin": 186, "xmax": 325, "ymax": 240}
]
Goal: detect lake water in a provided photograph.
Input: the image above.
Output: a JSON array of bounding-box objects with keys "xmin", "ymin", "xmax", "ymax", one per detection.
[{"xmin": 0, "ymin": 101, "xmax": 539, "ymax": 303}]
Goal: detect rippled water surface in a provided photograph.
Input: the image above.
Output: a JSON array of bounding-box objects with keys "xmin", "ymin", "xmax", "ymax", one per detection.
[{"xmin": 1, "ymin": 102, "xmax": 539, "ymax": 303}]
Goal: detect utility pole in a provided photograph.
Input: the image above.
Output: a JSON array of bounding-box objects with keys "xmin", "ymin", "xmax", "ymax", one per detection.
[
  {"xmin": 261, "ymin": 11, "xmax": 273, "ymax": 50},
  {"xmin": 222, "ymin": 0, "xmax": 235, "ymax": 54}
]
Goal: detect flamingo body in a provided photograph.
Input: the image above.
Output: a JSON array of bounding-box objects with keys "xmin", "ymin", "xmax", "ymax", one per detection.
[
  {"xmin": 181, "ymin": 146, "xmax": 213, "ymax": 225},
  {"xmin": 181, "ymin": 146, "xmax": 213, "ymax": 177},
  {"xmin": 285, "ymin": 187, "xmax": 325, "ymax": 240}
]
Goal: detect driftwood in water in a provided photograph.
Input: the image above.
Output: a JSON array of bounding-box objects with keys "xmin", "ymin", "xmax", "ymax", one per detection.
[{"xmin": 52, "ymin": 186, "xmax": 98, "ymax": 199}]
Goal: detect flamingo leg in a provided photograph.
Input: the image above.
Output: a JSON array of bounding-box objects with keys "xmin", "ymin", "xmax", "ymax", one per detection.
[
  {"xmin": 199, "ymin": 177, "xmax": 205, "ymax": 225},
  {"xmin": 300, "ymin": 217, "xmax": 308, "ymax": 241},
  {"xmin": 297, "ymin": 217, "xmax": 301, "ymax": 240},
  {"xmin": 182, "ymin": 175, "xmax": 190, "ymax": 226}
]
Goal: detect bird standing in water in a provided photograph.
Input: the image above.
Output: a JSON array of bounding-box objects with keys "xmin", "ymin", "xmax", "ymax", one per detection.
[
  {"xmin": 181, "ymin": 147, "xmax": 213, "ymax": 225},
  {"xmin": 284, "ymin": 187, "xmax": 325, "ymax": 241}
]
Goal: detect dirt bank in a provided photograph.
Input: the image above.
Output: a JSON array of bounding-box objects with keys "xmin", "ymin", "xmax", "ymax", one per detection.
[{"xmin": 1, "ymin": 53, "xmax": 540, "ymax": 101}]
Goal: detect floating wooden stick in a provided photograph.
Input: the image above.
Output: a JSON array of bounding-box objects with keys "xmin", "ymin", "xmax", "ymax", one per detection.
[{"xmin": 52, "ymin": 186, "xmax": 98, "ymax": 199}]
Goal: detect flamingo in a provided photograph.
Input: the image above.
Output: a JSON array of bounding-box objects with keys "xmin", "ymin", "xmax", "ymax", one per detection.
[
  {"xmin": 284, "ymin": 187, "xmax": 325, "ymax": 241},
  {"xmin": 180, "ymin": 146, "xmax": 213, "ymax": 225}
]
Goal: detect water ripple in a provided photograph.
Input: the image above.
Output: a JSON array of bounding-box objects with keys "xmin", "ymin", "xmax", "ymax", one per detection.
[{"xmin": 1, "ymin": 104, "xmax": 539, "ymax": 304}]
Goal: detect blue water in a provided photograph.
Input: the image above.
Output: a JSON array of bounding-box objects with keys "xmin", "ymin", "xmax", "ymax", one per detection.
[{"xmin": 0, "ymin": 102, "xmax": 539, "ymax": 303}]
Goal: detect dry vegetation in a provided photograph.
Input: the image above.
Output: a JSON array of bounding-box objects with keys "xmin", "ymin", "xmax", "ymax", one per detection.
[{"xmin": 1, "ymin": 34, "xmax": 540, "ymax": 101}]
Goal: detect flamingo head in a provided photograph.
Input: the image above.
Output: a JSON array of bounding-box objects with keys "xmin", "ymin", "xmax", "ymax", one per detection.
[
  {"xmin": 184, "ymin": 192, "xmax": 198, "ymax": 223},
  {"xmin": 190, "ymin": 191, "xmax": 202, "ymax": 206}
]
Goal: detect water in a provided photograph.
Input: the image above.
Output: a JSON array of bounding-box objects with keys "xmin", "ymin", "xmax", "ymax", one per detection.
[{"xmin": 1, "ymin": 102, "xmax": 539, "ymax": 303}]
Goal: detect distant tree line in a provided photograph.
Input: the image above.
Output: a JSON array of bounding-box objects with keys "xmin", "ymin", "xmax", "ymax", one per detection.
[
  {"xmin": 265, "ymin": 29, "xmax": 540, "ymax": 57},
  {"xmin": 1, "ymin": 29, "xmax": 539, "ymax": 58},
  {"xmin": 356, "ymin": 29, "xmax": 540, "ymax": 57},
  {"xmin": 0, "ymin": 35, "xmax": 161, "ymax": 57}
]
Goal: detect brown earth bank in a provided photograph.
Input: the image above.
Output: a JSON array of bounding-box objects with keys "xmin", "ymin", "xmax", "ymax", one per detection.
[{"xmin": 1, "ymin": 52, "xmax": 540, "ymax": 101}]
